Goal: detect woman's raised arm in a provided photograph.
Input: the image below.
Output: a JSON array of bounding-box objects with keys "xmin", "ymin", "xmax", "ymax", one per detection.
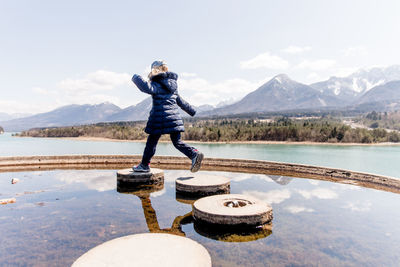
[{"xmin": 132, "ymin": 74, "xmax": 155, "ymax": 95}]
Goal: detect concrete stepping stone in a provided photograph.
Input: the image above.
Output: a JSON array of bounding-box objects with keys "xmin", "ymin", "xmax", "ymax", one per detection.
[
  {"xmin": 72, "ymin": 233, "xmax": 211, "ymax": 267},
  {"xmin": 176, "ymin": 174, "xmax": 230, "ymax": 196},
  {"xmin": 117, "ymin": 168, "xmax": 164, "ymax": 185},
  {"xmin": 193, "ymin": 194, "xmax": 273, "ymax": 227}
]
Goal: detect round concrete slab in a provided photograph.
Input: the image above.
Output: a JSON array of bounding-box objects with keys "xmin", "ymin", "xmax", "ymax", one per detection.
[
  {"xmin": 193, "ymin": 194, "xmax": 273, "ymax": 227},
  {"xmin": 117, "ymin": 168, "xmax": 164, "ymax": 184},
  {"xmin": 72, "ymin": 233, "xmax": 211, "ymax": 267},
  {"xmin": 176, "ymin": 174, "xmax": 230, "ymax": 196}
]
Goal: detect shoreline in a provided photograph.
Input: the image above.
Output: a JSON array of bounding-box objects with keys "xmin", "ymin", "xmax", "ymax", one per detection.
[{"xmin": 17, "ymin": 135, "xmax": 400, "ymax": 146}]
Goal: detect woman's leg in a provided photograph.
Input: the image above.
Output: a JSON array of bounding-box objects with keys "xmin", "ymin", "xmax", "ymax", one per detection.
[
  {"xmin": 141, "ymin": 134, "xmax": 162, "ymax": 165},
  {"xmin": 170, "ymin": 132, "xmax": 197, "ymax": 159}
]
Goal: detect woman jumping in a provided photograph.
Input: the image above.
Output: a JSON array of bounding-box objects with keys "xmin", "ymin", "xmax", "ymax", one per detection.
[{"xmin": 131, "ymin": 60, "xmax": 204, "ymax": 173}]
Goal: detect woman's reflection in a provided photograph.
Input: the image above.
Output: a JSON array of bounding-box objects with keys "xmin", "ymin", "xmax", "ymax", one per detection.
[{"xmin": 117, "ymin": 182, "xmax": 192, "ymax": 237}]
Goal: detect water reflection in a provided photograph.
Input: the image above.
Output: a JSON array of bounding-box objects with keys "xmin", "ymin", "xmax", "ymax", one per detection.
[
  {"xmin": 117, "ymin": 182, "xmax": 192, "ymax": 237},
  {"xmin": 194, "ymin": 222, "xmax": 272, "ymax": 243},
  {"xmin": 175, "ymin": 192, "xmax": 201, "ymax": 205},
  {"xmin": 117, "ymin": 181, "xmax": 274, "ymax": 243},
  {"xmin": 1, "ymin": 169, "xmax": 400, "ymax": 266},
  {"xmin": 243, "ymin": 189, "xmax": 291, "ymax": 204},
  {"xmin": 56, "ymin": 170, "xmax": 116, "ymax": 192},
  {"xmin": 269, "ymin": 175, "xmax": 293, "ymax": 186}
]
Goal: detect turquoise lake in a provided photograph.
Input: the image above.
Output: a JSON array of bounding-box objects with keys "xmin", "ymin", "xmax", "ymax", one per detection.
[{"xmin": 1, "ymin": 132, "xmax": 399, "ymax": 178}]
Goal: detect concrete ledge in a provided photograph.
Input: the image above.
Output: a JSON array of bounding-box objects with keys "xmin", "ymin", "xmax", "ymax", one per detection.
[{"xmin": 0, "ymin": 155, "xmax": 399, "ymax": 193}]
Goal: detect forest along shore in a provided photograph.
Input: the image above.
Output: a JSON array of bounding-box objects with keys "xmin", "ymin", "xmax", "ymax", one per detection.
[{"xmin": 17, "ymin": 117, "xmax": 400, "ymax": 144}]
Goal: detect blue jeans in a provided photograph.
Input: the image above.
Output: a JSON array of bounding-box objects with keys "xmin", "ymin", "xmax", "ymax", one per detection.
[{"xmin": 141, "ymin": 132, "xmax": 197, "ymax": 166}]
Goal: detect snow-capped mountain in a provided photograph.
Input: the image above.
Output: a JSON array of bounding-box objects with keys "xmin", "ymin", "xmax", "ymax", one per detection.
[
  {"xmin": 310, "ymin": 65, "xmax": 400, "ymax": 103},
  {"xmin": 206, "ymin": 74, "xmax": 342, "ymax": 115},
  {"xmin": 357, "ymin": 80, "xmax": 400, "ymax": 104}
]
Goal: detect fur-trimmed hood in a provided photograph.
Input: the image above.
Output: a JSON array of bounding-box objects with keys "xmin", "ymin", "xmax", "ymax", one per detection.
[{"xmin": 150, "ymin": 72, "xmax": 178, "ymax": 93}]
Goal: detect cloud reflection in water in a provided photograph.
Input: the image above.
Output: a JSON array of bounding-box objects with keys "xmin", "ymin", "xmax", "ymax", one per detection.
[
  {"xmin": 242, "ymin": 189, "xmax": 291, "ymax": 204},
  {"xmin": 55, "ymin": 170, "xmax": 116, "ymax": 192}
]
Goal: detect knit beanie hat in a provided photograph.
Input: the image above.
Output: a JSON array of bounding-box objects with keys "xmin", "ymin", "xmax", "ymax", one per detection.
[{"xmin": 151, "ymin": 60, "xmax": 167, "ymax": 69}]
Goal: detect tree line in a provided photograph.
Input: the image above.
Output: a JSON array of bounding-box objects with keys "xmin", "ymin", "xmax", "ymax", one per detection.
[
  {"xmin": 356, "ymin": 110, "xmax": 400, "ymax": 131},
  {"xmin": 18, "ymin": 117, "xmax": 400, "ymax": 143}
]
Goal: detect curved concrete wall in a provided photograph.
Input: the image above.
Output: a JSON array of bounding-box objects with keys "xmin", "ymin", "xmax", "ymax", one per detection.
[{"xmin": 0, "ymin": 155, "xmax": 399, "ymax": 194}]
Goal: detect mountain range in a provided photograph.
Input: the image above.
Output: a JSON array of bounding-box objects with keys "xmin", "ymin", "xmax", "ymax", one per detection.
[
  {"xmin": 310, "ymin": 65, "xmax": 400, "ymax": 104},
  {"xmin": 1, "ymin": 65, "xmax": 400, "ymax": 131},
  {"xmin": 207, "ymin": 74, "xmax": 341, "ymax": 115}
]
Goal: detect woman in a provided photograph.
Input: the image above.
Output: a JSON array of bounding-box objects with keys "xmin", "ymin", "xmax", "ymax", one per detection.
[{"xmin": 131, "ymin": 60, "xmax": 204, "ymax": 173}]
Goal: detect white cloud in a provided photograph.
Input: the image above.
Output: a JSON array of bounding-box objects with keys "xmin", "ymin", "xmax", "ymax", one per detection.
[
  {"xmin": 282, "ymin": 45, "xmax": 312, "ymax": 54},
  {"xmin": 342, "ymin": 46, "xmax": 368, "ymax": 57},
  {"xmin": 180, "ymin": 72, "xmax": 197, "ymax": 78},
  {"xmin": 333, "ymin": 67, "xmax": 358, "ymax": 77},
  {"xmin": 306, "ymin": 72, "xmax": 324, "ymax": 83},
  {"xmin": 0, "ymin": 100, "xmax": 57, "ymax": 114},
  {"xmin": 240, "ymin": 52, "xmax": 289, "ymax": 70},
  {"xmin": 242, "ymin": 189, "xmax": 291, "ymax": 204},
  {"xmin": 0, "ymin": 70, "xmax": 132, "ymax": 114},
  {"xmin": 50, "ymin": 70, "xmax": 133, "ymax": 107},
  {"xmin": 32, "ymin": 87, "xmax": 50, "ymax": 95},
  {"xmin": 296, "ymin": 59, "xmax": 336, "ymax": 71},
  {"xmin": 178, "ymin": 76, "xmax": 270, "ymax": 106},
  {"xmin": 343, "ymin": 201, "xmax": 371, "ymax": 212},
  {"xmin": 286, "ymin": 205, "xmax": 314, "ymax": 214},
  {"xmin": 297, "ymin": 188, "xmax": 338, "ymax": 199},
  {"xmin": 58, "ymin": 70, "xmax": 131, "ymax": 93}
]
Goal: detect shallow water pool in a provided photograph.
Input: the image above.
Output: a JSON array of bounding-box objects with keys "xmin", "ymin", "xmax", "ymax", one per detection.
[{"xmin": 1, "ymin": 170, "xmax": 399, "ymax": 266}]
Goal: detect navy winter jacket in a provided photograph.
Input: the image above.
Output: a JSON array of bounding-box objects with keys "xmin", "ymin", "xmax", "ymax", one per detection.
[{"xmin": 132, "ymin": 72, "xmax": 196, "ymax": 135}]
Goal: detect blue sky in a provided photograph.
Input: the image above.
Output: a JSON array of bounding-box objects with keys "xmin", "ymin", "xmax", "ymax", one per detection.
[{"xmin": 1, "ymin": 0, "xmax": 400, "ymax": 114}]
